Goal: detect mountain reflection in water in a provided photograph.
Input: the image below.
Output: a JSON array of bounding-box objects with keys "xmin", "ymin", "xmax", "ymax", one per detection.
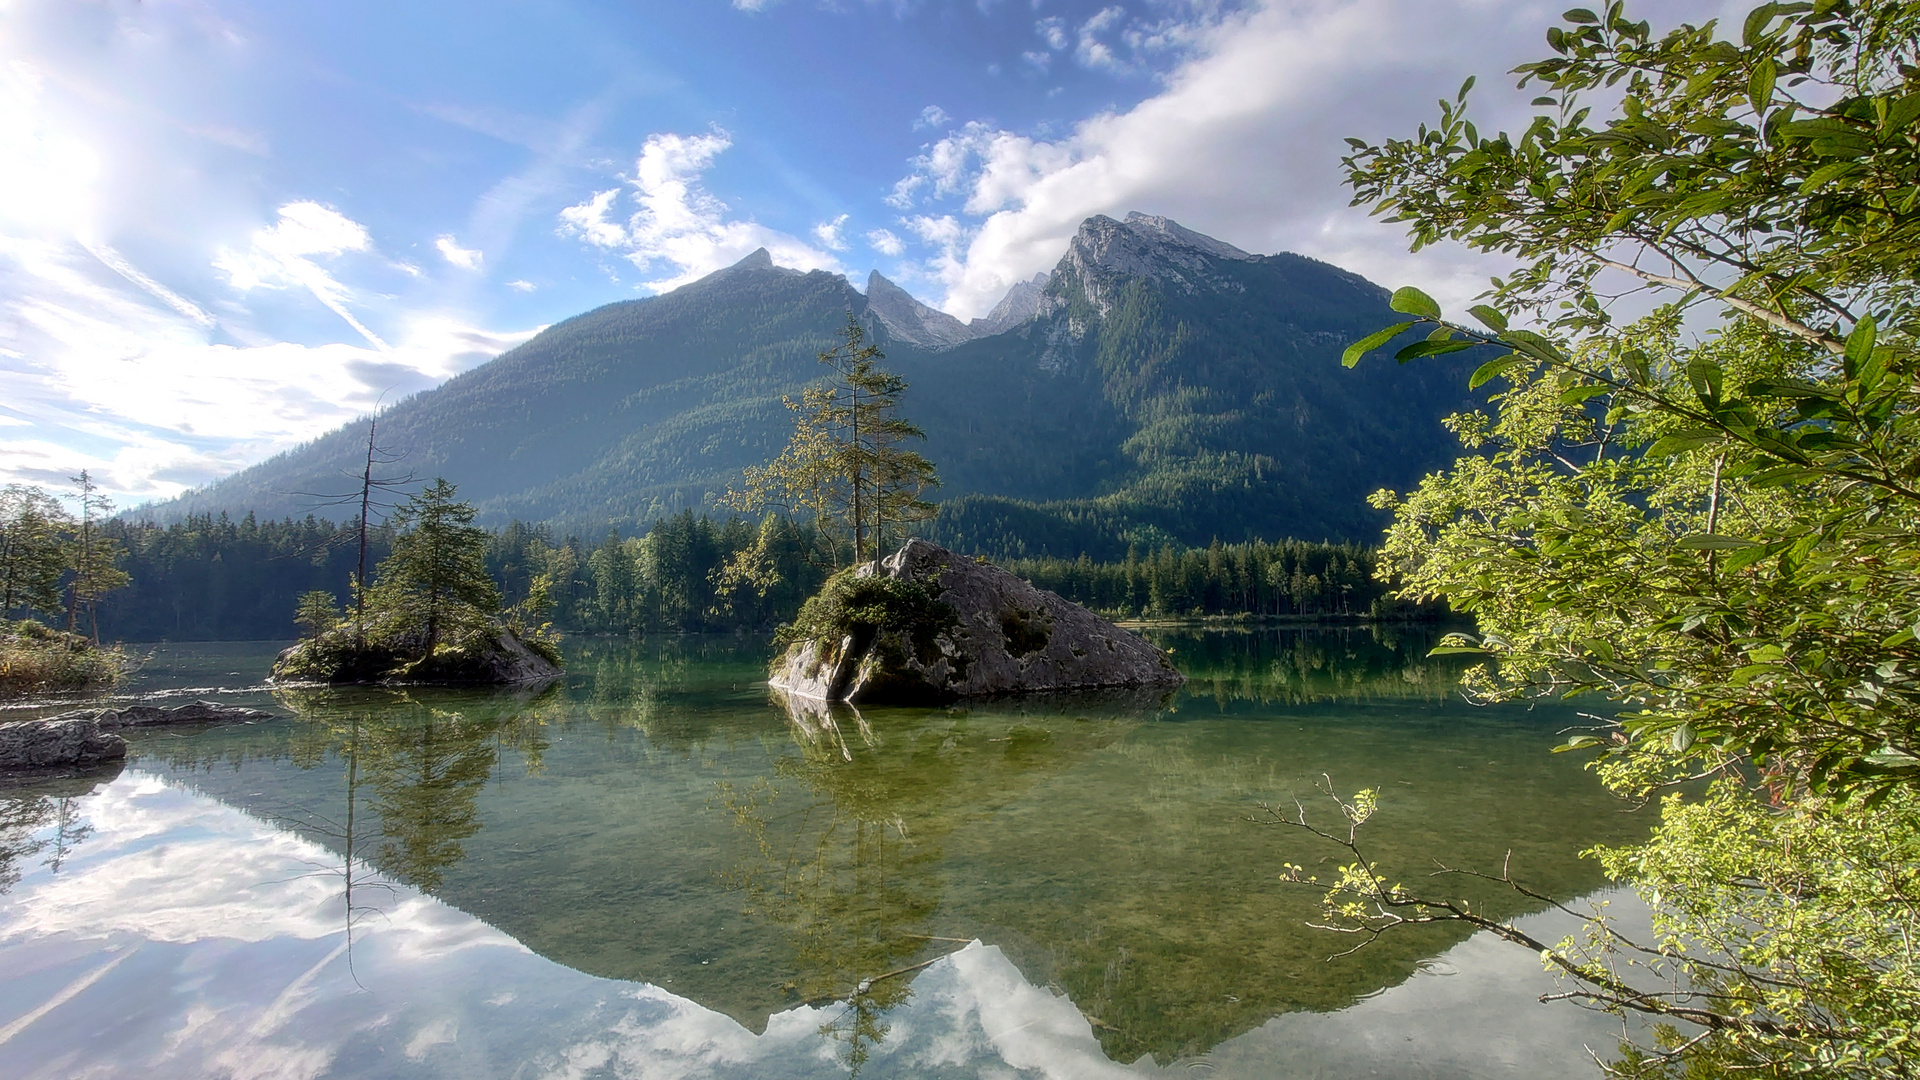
[{"xmin": 0, "ymin": 629, "xmax": 1652, "ymax": 1078}]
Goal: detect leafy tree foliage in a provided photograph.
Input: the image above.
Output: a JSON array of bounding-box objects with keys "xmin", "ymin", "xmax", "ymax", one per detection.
[
  {"xmin": 728, "ymin": 314, "xmax": 938, "ymax": 566},
  {"xmin": 1327, "ymin": 2, "xmax": 1920, "ymax": 1075},
  {"xmin": 294, "ymin": 590, "xmax": 339, "ymax": 641},
  {"xmin": 98, "ymin": 512, "xmax": 385, "ymax": 641}
]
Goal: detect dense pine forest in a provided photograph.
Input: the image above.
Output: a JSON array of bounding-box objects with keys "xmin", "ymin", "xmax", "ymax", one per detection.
[{"xmin": 89, "ymin": 511, "xmax": 1432, "ymax": 640}]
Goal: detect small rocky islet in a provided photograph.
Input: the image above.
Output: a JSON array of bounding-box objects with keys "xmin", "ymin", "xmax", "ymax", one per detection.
[{"xmin": 770, "ymin": 539, "xmax": 1184, "ymax": 705}]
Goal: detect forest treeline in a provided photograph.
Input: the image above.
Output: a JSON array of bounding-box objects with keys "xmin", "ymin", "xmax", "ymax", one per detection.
[{"xmin": 90, "ymin": 510, "xmax": 1431, "ymax": 640}]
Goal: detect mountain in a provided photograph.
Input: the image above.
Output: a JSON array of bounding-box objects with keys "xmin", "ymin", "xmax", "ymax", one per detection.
[
  {"xmin": 864, "ymin": 271, "xmax": 976, "ymax": 349},
  {"xmin": 970, "ymin": 272, "xmax": 1047, "ymax": 336},
  {"xmin": 144, "ymin": 213, "xmax": 1478, "ymax": 557}
]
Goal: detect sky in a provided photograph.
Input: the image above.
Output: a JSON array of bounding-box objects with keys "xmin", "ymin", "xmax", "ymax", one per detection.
[{"xmin": 0, "ymin": 0, "xmax": 1737, "ymax": 509}]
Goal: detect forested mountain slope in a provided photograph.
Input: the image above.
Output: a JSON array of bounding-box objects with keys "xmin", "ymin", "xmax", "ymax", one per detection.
[{"xmin": 144, "ymin": 214, "xmax": 1479, "ymax": 557}]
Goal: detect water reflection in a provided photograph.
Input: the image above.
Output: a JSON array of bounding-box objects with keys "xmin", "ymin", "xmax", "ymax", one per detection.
[
  {"xmin": 0, "ymin": 629, "xmax": 1654, "ymax": 1077},
  {"xmin": 0, "ymin": 770, "xmax": 1646, "ymax": 1079},
  {"xmin": 0, "ymin": 770, "xmax": 117, "ymax": 897}
]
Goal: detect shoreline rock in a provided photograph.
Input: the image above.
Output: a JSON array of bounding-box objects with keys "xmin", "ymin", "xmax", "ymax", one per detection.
[
  {"xmin": 770, "ymin": 540, "xmax": 1185, "ymax": 705},
  {"xmin": 0, "ymin": 699, "xmax": 277, "ymax": 773}
]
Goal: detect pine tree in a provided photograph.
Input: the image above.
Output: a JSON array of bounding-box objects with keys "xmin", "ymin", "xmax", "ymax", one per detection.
[
  {"xmin": 372, "ymin": 479, "xmax": 499, "ymax": 653},
  {"xmin": 64, "ymin": 471, "xmax": 129, "ymax": 642},
  {"xmin": 0, "ymin": 485, "xmax": 71, "ymax": 619},
  {"xmin": 294, "ymin": 590, "xmax": 339, "ymax": 641},
  {"xmin": 728, "ymin": 314, "xmax": 939, "ymax": 566}
]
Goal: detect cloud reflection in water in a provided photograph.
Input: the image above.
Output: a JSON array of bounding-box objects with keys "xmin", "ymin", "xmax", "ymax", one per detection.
[{"xmin": 0, "ymin": 771, "xmax": 1629, "ymax": 1079}]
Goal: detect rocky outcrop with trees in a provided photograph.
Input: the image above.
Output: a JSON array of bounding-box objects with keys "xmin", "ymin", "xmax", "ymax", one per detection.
[
  {"xmin": 770, "ymin": 539, "xmax": 1183, "ymax": 704},
  {"xmin": 271, "ymin": 479, "xmax": 561, "ymax": 685}
]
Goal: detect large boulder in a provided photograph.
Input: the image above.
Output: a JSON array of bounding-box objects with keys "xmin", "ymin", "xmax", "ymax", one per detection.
[
  {"xmin": 770, "ymin": 540, "xmax": 1184, "ymax": 704},
  {"xmin": 0, "ymin": 717, "xmax": 127, "ymax": 771}
]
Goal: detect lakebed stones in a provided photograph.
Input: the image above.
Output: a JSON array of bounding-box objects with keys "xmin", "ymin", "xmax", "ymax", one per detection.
[
  {"xmin": 0, "ymin": 700, "xmax": 278, "ymax": 774},
  {"xmin": 769, "ymin": 539, "xmax": 1184, "ymax": 705}
]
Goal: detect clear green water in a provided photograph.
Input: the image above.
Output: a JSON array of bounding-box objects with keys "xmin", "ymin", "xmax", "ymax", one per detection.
[{"xmin": 0, "ymin": 629, "xmax": 1651, "ymax": 1078}]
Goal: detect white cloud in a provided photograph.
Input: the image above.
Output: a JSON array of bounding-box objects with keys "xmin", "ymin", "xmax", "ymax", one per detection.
[
  {"xmin": 556, "ymin": 188, "xmax": 626, "ymax": 248},
  {"xmin": 214, "ymin": 201, "xmax": 386, "ymax": 348},
  {"xmin": 811, "ymin": 213, "xmax": 850, "ymax": 251},
  {"xmin": 1076, "ymin": 6, "xmax": 1128, "ymax": 70},
  {"xmin": 886, "ymin": 0, "xmax": 1725, "ymax": 320},
  {"xmin": 914, "ymin": 105, "xmax": 950, "ymax": 131},
  {"xmin": 506, "ymin": 279, "xmax": 537, "ymax": 293},
  {"xmin": 0, "ymin": 225, "xmax": 536, "ymax": 502},
  {"xmin": 434, "ymin": 234, "xmax": 483, "ymax": 270},
  {"xmin": 866, "ymin": 228, "xmax": 905, "ymax": 257},
  {"xmin": 1035, "ymin": 15, "xmax": 1069, "ymax": 50},
  {"xmin": 1022, "ymin": 50, "xmax": 1053, "ymax": 72},
  {"xmin": 556, "ymin": 129, "xmax": 844, "ymax": 292}
]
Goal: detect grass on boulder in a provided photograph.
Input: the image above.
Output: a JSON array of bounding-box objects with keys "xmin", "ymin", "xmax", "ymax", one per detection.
[{"xmin": 775, "ymin": 568, "xmax": 958, "ymax": 671}]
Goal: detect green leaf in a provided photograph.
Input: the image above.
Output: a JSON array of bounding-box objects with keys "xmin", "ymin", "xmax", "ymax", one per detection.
[
  {"xmin": 1748, "ymin": 58, "xmax": 1776, "ymax": 113},
  {"xmin": 1686, "ymin": 355, "xmax": 1723, "ymax": 405},
  {"xmin": 1671, "ymin": 723, "xmax": 1695, "ymax": 753},
  {"xmin": 1467, "ymin": 304, "xmax": 1509, "ymax": 332},
  {"xmin": 1427, "ymin": 645, "xmax": 1489, "ymax": 656},
  {"xmin": 1468, "ymin": 355, "xmax": 1522, "ymax": 389},
  {"xmin": 1563, "ymin": 7, "xmax": 1599, "ymax": 23},
  {"xmin": 1647, "ymin": 432, "xmax": 1721, "ymax": 457},
  {"xmin": 1457, "ymin": 75, "xmax": 1475, "ymax": 101},
  {"xmin": 1394, "ymin": 339, "xmax": 1475, "ymax": 361},
  {"xmin": 1341, "ymin": 322, "xmax": 1415, "ymax": 368},
  {"xmin": 1844, "ymin": 316, "xmax": 1876, "ymax": 379},
  {"xmin": 1559, "ymin": 383, "xmax": 1611, "ymax": 404},
  {"xmin": 1389, "ymin": 286, "xmax": 1442, "ymax": 319}
]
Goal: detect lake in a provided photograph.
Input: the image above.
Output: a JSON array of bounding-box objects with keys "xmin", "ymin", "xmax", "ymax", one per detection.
[{"xmin": 0, "ymin": 628, "xmax": 1652, "ymax": 1078}]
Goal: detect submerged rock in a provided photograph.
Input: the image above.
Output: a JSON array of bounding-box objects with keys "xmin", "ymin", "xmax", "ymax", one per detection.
[
  {"xmin": 67, "ymin": 700, "xmax": 277, "ymax": 728},
  {"xmin": 769, "ymin": 539, "xmax": 1184, "ymax": 704}
]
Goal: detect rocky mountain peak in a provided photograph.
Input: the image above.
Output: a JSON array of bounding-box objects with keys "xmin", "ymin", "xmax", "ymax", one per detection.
[
  {"xmin": 864, "ymin": 271, "xmax": 977, "ymax": 350},
  {"xmin": 1052, "ymin": 212, "xmax": 1258, "ymax": 316},
  {"xmin": 970, "ymin": 272, "xmax": 1049, "ymax": 336}
]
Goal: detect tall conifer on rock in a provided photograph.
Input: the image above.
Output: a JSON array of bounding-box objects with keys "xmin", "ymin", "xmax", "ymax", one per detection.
[
  {"xmin": 727, "ymin": 314, "xmax": 938, "ymax": 567},
  {"xmin": 373, "ymin": 479, "xmax": 500, "ymax": 652}
]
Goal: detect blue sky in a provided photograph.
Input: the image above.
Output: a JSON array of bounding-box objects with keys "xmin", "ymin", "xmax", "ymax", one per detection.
[{"xmin": 0, "ymin": 0, "xmax": 1734, "ymax": 507}]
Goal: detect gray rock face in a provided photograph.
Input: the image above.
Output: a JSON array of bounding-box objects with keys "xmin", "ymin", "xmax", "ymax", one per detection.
[
  {"xmin": 0, "ymin": 717, "xmax": 127, "ymax": 770},
  {"xmin": 1046, "ymin": 211, "xmax": 1256, "ymax": 318},
  {"xmin": 970, "ymin": 272, "xmax": 1049, "ymax": 335},
  {"xmin": 864, "ymin": 271, "xmax": 977, "ymax": 349},
  {"xmin": 769, "ymin": 540, "xmax": 1184, "ymax": 704}
]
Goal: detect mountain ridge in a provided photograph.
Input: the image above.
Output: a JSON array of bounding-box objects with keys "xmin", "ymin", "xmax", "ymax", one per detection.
[{"xmin": 142, "ymin": 213, "xmax": 1475, "ymax": 557}]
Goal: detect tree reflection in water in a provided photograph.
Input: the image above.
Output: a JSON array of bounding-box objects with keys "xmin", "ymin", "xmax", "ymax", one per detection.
[
  {"xmin": 720, "ymin": 689, "xmax": 1152, "ymax": 1075},
  {"xmin": 270, "ymin": 685, "xmax": 559, "ymax": 894},
  {"xmin": 0, "ymin": 767, "xmax": 118, "ymax": 896}
]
